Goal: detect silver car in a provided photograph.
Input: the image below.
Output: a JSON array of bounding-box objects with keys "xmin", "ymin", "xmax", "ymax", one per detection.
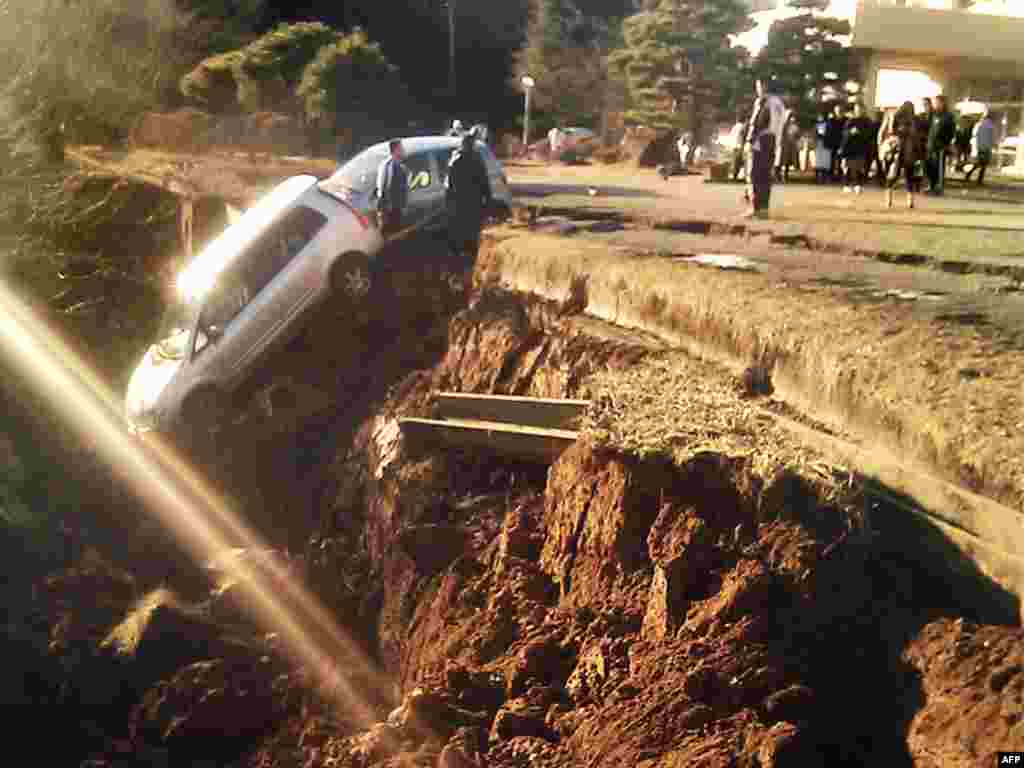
[
  {"xmin": 320, "ymin": 136, "xmax": 513, "ymax": 233},
  {"xmin": 125, "ymin": 174, "xmax": 383, "ymax": 435}
]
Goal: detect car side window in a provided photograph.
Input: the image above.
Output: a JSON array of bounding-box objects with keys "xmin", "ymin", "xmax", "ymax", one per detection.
[
  {"xmin": 191, "ymin": 205, "xmax": 326, "ymax": 357},
  {"xmin": 243, "ymin": 205, "xmax": 328, "ymax": 298},
  {"xmin": 405, "ymin": 153, "xmax": 433, "ymax": 194},
  {"xmin": 194, "ymin": 270, "xmax": 249, "ymax": 355}
]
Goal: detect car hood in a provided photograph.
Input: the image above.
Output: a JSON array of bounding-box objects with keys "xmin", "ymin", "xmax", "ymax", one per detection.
[{"xmin": 125, "ymin": 331, "xmax": 187, "ymax": 428}]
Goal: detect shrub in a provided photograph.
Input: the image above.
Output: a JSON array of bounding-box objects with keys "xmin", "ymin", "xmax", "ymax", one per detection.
[
  {"xmin": 179, "ymin": 50, "xmax": 245, "ymax": 113},
  {"xmin": 296, "ymin": 28, "xmax": 410, "ymax": 139},
  {"xmin": 237, "ymin": 22, "xmax": 342, "ymax": 112},
  {"xmin": 180, "ymin": 22, "xmax": 343, "ymax": 114}
]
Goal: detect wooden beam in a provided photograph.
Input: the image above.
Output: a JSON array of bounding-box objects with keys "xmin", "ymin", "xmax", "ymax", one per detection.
[
  {"xmin": 435, "ymin": 392, "xmax": 590, "ymax": 430},
  {"xmin": 399, "ymin": 417, "xmax": 578, "ymax": 463}
]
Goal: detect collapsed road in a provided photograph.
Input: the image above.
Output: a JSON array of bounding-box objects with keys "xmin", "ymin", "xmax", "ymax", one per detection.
[
  {"xmin": 4, "ymin": 141, "xmax": 1022, "ymax": 766},
  {"xmin": 13, "ymin": 211, "xmax": 1019, "ymax": 768}
]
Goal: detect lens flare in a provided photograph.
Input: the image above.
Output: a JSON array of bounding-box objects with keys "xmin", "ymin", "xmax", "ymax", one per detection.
[
  {"xmin": 0, "ymin": 279, "xmax": 394, "ymax": 733},
  {"xmin": 176, "ymin": 175, "xmax": 317, "ymax": 303}
]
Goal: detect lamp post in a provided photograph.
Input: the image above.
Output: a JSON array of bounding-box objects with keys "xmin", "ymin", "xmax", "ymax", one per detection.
[
  {"xmin": 445, "ymin": 0, "xmax": 456, "ymax": 105},
  {"xmin": 521, "ymin": 75, "xmax": 535, "ymax": 149}
]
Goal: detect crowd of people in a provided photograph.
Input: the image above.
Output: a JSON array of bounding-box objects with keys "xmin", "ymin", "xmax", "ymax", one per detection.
[{"xmin": 731, "ymin": 78, "xmax": 999, "ymax": 218}]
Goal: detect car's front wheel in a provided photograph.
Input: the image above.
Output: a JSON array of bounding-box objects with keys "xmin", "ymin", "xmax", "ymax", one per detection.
[
  {"xmin": 329, "ymin": 252, "xmax": 372, "ymax": 303},
  {"xmin": 180, "ymin": 387, "xmax": 231, "ymax": 447}
]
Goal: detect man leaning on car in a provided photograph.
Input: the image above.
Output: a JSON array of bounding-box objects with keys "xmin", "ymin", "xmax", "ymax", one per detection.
[{"xmin": 376, "ymin": 139, "xmax": 408, "ymax": 238}]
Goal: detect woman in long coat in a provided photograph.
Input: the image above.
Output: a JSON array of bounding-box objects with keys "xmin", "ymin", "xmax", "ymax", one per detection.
[
  {"xmin": 776, "ymin": 111, "xmax": 801, "ymax": 183},
  {"xmin": 879, "ymin": 101, "xmax": 925, "ymax": 209}
]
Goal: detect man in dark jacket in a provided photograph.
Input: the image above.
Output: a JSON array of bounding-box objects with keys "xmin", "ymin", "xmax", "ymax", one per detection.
[
  {"xmin": 825, "ymin": 103, "xmax": 846, "ymax": 182},
  {"xmin": 839, "ymin": 101, "xmax": 872, "ymax": 194},
  {"xmin": 376, "ymin": 139, "xmax": 409, "ymax": 239},
  {"xmin": 445, "ymin": 130, "xmax": 493, "ymax": 263},
  {"xmin": 926, "ymin": 94, "xmax": 956, "ymax": 195}
]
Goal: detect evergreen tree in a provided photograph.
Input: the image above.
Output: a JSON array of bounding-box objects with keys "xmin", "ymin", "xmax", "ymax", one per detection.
[
  {"xmin": 610, "ymin": 0, "xmax": 753, "ymax": 143},
  {"xmin": 297, "ymin": 27, "xmax": 411, "ymax": 140},
  {"xmin": 512, "ymin": 0, "xmax": 619, "ymax": 128},
  {"xmin": 753, "ymin": 0, "xmax": 853, "ymax": 126}
]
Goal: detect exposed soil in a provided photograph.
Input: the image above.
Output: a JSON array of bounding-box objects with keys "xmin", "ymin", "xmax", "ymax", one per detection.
[
  {"xmin": 477, "ymin": 225, "xmax": 1024, "ymax": 523},
  {"xmin": 7, "ymin": 205, "xmax": 1023, "ymax": 767}
]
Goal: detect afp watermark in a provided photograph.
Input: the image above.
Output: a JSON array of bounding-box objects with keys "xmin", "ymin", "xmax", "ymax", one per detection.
[{"xmin": 999, "ymin": 753, "xmax": 1024, "ymax": 765}]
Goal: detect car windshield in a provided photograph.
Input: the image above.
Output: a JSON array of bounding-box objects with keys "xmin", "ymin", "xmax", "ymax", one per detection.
[{"xmin": 331, "ymin": 144, "xmax": 390, "ymax": 192}]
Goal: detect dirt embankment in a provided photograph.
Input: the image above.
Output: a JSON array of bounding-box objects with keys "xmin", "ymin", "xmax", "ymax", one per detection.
[{"xmin": 26, "ymin": 235, "xmax": 1024, "ymax": 768}]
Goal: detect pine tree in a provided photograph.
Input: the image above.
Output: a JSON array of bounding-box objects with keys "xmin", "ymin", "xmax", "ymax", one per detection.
[
  {"xmin": 753, "ymin": 1, "xmax": 852, "ymax": 126},
  {"xmin": 609, "ymin": 0, "xmax": 753, "ymax": 143},
  {"xmin": 512, "ymin": 0, "xmax": 620, "ymax": 128}
]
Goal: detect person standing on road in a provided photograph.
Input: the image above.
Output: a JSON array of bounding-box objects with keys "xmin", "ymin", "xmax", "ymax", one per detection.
[
  {"xmin": 375, "ymin": 139, "xmax": 409, "ymax": 239},
  {"xmin": 926, "ymin": 94, "xmax": 956, "ymax": 195},
  {"xmin": 776, "ymin": 111, "xmax": 800, "ymax": 183},
  {"xmin": 743, "ymin": 77, "xmax": 786, "ymax": 219},
  {"xmin": 880, "ymin": 100, "xmax": 924, "ymax": 209},
  {"xmin": 825, "ymin": 103, "xmax": 846, "ymax": 182},
  {"xmin": 966, "ymin": 107, "xmax": 995, "ymax": 186},
  {"xmin": 548, "ymin": 126, "xmax": 565, "ymax": 161},
  {"xmin": 840, "ymin": 101, "xmax": 872, "ymax": 194},
  {"xmin": 814, "ymin": 110, "xmax": 831, "ymax": 184},
  {"xmin": 677, "ymin": 132, "xmax": 693, "ymax": 170},
  {"xmin": 445, "ymin": 129, "xmax": 493, "ymax": 264}
]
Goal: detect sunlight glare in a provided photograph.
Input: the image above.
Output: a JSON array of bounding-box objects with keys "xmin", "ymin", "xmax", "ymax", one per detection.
[
  {"xmin": 0, "ymin": 279, "xmax": 395, "ymax": 733},
  {"xmin": 875, "ymin": 68, "xmax": 942, "ymax": 109},
  {"xmin": 176, "ymin": 175, "xmax": 317, "ymax": 304}
]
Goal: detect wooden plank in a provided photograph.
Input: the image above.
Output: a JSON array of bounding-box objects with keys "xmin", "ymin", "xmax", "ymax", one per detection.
[
  {"xmin": 435, "ymin": 392, "xmax": 590, "ymax": 430},
  {"xmin": 399, "ymin": 417, "xmax": 578, "ymax": 462}
]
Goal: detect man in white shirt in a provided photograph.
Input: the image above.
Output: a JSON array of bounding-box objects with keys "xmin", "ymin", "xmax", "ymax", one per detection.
[
  {"xmin": 743, "ymin": 77, "xmax": 786, "ymax": 218},
  {"xmin": 548, "ymin": 126, "xmax": 564, "ymax": 159},
  {"xmin": 677, "ymin": 132, "xmax": 691, "ymax": 169}
]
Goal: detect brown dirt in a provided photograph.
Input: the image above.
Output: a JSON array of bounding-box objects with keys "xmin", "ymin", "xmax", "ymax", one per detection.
[
  {"xmin": 24, "ymin": 233, "xmax": 1023, "ymax": 768},
  {"xmin": 243, "ymin": 269, "xmax": 1020, "ymax": 767}
]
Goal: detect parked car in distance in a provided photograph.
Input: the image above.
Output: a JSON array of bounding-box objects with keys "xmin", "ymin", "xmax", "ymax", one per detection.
[
  {"xmin": 561, "ymin": 127, "xmax": 598, "ymax": 156},
  {"xmin": 125, "ymin": 174, "xmax": 383, "ymax": 437},
  {"xmin": 320, "ymin": 136, "xmax": 513, "ymax": 235}
]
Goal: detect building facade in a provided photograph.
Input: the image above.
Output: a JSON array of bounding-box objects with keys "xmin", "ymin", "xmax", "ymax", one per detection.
[{"xmin": 852, "ymin": 0, "xmax": 1024, "ymax": 121}]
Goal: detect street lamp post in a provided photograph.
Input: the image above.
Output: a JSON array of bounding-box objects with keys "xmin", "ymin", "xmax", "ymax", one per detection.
[
  {"xmin": 521, "ymin": 75, "xmax": 535, "ymax": 150},
  {"xmin": 447, "ymin": 0, "xmax": 456, "ymax": 104}
]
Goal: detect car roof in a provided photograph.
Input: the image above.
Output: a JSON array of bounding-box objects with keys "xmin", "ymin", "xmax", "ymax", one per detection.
[
  {"xmin": 176, "ymin": 175, "xmax": 318, "ymax": 304},
  {"xmin": 360, "ymin": 135, "xmax": 488, "ymax": 157}
]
